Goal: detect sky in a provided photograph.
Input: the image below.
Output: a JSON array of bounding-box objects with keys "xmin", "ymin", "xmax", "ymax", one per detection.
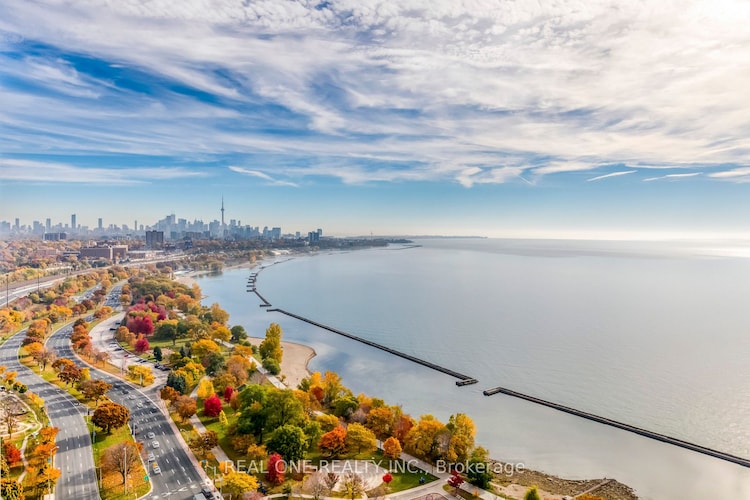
[{"xmin": 1, "ymin": 0, "xmax": 750, "ymax": 239}]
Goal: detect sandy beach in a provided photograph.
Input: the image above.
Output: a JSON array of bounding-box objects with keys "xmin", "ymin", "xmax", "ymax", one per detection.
[{"xmin": 246, "ymin": 336, "xmax": 316, "ymax": 389}]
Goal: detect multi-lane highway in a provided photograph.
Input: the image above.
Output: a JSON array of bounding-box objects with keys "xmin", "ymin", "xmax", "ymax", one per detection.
[
  {"xmin": 48, "ymin": 305, "xmax": 211, "ymax": 498},
  {"xmin": 0, "ymin": 330, "xmax": 100, "ymax": 499}
]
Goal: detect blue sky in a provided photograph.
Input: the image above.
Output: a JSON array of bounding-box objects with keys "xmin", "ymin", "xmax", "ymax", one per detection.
[{"xmin": 1, "ymin": 1, "xmax": 750, "ymax": 238}]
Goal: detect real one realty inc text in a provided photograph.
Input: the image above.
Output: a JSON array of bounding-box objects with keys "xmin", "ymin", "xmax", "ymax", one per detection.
[{"xmin": 215, "ymin": 459, "xmax": 526, "ymax": 475}]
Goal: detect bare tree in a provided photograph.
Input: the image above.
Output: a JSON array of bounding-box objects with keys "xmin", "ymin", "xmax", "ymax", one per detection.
[
  {"xmin": 0, "ymin": 396, "xmax": 21, "ymax": 435},
  {"xmin": 341, "ymin": 471, "xmax": 364, "ymax": 500},
  {"xmin": 100, "ymin": 441, "xmax": 142, "ymax": 484}
]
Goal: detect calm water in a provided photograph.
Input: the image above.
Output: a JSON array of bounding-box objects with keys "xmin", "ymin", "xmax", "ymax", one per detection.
[{"xmin": 196, "ymin": 238, "xmax": 750, "ymax": 499}]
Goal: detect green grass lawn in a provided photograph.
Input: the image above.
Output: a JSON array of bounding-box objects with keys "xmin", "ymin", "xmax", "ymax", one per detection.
[
  {"xmin": 195, "ymin": 400, "xmax": 243, "ymax": 463},
  {"xmin": 89, "ymin": 422, "xmax": 150, "ymax": 500}
]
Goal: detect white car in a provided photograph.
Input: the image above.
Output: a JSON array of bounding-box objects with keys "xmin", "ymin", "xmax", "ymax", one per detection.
[
  {"xmin": 147, "ymin": 452, "xmax": 155, "ymax": 462},
  {"xmin": 147, "ymin": 432, "xmax": 155, "ymax": 439},
  {"xmin": 151, "ymin": 441, "xmax": 160, "ymax": 449},
  {"xmin": 153, "ymin": 465, "xmax": 162, "ymax": 475}
]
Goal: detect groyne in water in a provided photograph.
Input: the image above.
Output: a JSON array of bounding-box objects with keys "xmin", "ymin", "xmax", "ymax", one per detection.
[
  {"xmin": 483, "ymin": 385, "xmax": 750, "ymax": 468},
  {"xmin": 247, "ymin": 273, "xmax": 272, "ymax": 307},
  {"xmin": 268, "ymin": 307, "xmax": 477, "ymax": 385}
]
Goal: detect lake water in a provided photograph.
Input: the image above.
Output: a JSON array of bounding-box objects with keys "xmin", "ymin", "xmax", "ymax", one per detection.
[{"xmin": 195, "ymin": 238, "xmax": 750, "ymax": 499}]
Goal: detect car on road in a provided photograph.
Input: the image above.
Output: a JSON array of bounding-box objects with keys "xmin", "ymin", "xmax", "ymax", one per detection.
[
  {"xmin": 153, "ymin": 465, "xmax": 162, "ymax": 474},
  {"xmin": 147, "ymin": 432, "xmax": 155, "ymax": 439},
  {"xmin": 147, "ymin": 452, "xmax": 155, "ymax": 462},
  {"xmin": 128, "ymin": 395, "xmax": 136, "ymax": 400},
  {"xmin": 151, "ymin": 440, "xmax": 160, "ymax": 448}
]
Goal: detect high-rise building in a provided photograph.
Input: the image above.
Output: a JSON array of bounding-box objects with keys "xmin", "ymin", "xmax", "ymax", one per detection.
[
  {"xmin": 98, "ymin": 218, "xmax": 103, "ymax": 230},
  {"xmin": 71, "ymin": 214, "xmax": 77, "ymax": 232},
  {"xmin": 221, "ymin": 197, "xmax": 225, "ymax": 227},
  {"xmin": 46, "ymin": 218, "xmax": 51, "ymax": 231},
  {"xmin": 145, "ymin": 230, "xmax": 164, "ymax": 249}
]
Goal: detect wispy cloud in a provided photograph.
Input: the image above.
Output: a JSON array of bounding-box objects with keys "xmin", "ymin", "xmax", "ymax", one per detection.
[
  {"xmin": 228, "ymin": 166, "xmax": 298, "ymax": 187},
  {"xmin": 1, "ymin": 0, "xmax": 750, "ymax": 187},
  {"xmin": 707, "ymin": 166, "xmax": 750, "ymax": 181},
  {"xmin": 643, "ymin": 172, "xmax": 703, "ymax": 182},
  {"xmin": 0, "ymin": 159, "xmax": 209, "ymax": 184},
  {"xmin": 587, "ymin": 170, "xmax": 637, "ymax": 182}
]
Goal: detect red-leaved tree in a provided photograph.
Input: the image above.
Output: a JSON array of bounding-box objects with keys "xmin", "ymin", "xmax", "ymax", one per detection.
[
  {"xmin": 3, "ymin": 440, "xmax": 22, "ymax": 465},
  {"xmin": 203, "ymin": 394, "xmax": 223, "ymax": 418},
  {"xmin": 223, "ymin": 386, "xmax": 234, "ymax": 402},
  {"xmin": 448, "ymin": 470, "xmax": 464, "ymax": 495},
  {"xmin": 266, "ymin": 453, "xmax": 285, "ymax": 485},
  {"xmin": 134, "ymin": 336, "xmax": 150, "ymax": 354}
]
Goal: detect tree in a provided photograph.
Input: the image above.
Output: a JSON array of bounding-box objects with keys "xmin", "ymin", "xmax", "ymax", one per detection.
[
  {"xmin": 226, "ymin": 355, "xmax": 251, "ymax": 386},
  {"xmin": 92, "ymin": 402, "xmax": 130, "ymax": 433},
  {"xmin": 153, "ymin": 346, "xmax": 163, "ymax": 362},
  {"xmin": 0, "ymin": 477, "xmax": 24, "ymax": 500},
  {"xmin": 58, "ymin": 364, "xmax": 83, "ymax": 386},
  {"xmin": 166, "ymin": 372, "xmax": 187, "ymax": 394},
  {"xmin": 203, "ymin": 394, "xmax": 223, "ymax": 418},
  {"xmin": 93, "ymin": 349, "xmax": 111, "ymax": 366},
  {"xmin": 223, "ymin": 470, "xmax": 258, "ymax": 499},
  {"xmin": 318, "ymin": 426, "xmax": 347, "ymax": 458},
  {"xmin": 404, "ymin": 414, "xmax": 446, "ymax": 462},
  {"xmin": 446, "ymin": 413, "xmax": 476, "ymax": 463},
  {"xmin": 219, "ymin": 410, "xmax": 229, "ymax": 428},
  {"xmin": 51, "ymin": 358, "xmax": 75, "ymax": 375},
  {"xmin": 466, "ymin": 446, "xmax": 492, "ymax": 489},
  {"xmin": 382, "ymin": 472, "xmax": 393, "ymax": 490},
  {"xmin": 259, "ymin": 323, "xmax": 283, "ymax": 362},
  {"xmin": 196, "ymin": 378, "xmax": 216, "ymax": 400},
  {"xmin": 230, "ymin": 325, "xmax": 247, "ymax": 343},
  {"xmin": 78, "ymin": 379, "xmax": 112, "ymax": 405},
  {"xmin": 127, "ymin": 365, "xmax": 154, "ymax": 386},
  {"xmin": 202, "ymin": 352, "xmax": 226, "ymax": 376},
  {"xmin": 2, "ymin": 440, "xmax": 22, "ymax": 465},
  {"xmin": 341, "ymin": 471, "xmax": 364, "ymax": 500},
  {"xmin": 134, "ymin": 336, "xmax": 150, "ymax": 353},
  {"xmin": 524, "ymin": 486, "xmax": 542, "ymax": 500},
  {"xmin": 0, "ymin": 399, "xmax": 20, "ymax": 435},
  {"xmin": 317, "ymin": 413, "xmax": 340, "ymax": 432},
  {"xmin": 345, "ymin": 423, "xmax": 377, "ymax": 455},
  {"xmin": 223, "ymin": 386, "xmax": 234, "ymax": 403},
  {"xmin": 383, "ymin": 436, "xmax": 402, "ymax": 460},
  {"xmin": 447, "ymin": 470, "xmax": 464, "ymax": 495},
  {"xmin": 267, "ymin": 424, "xmax": 307, "ymax": 463},
  {"xmin": 160, "ymin": 385, "xmax": 180, "ymax": 405},
  {"xmin": 101, "ymin": 441, "xmax": 142, "ymax": 484},
  {"xmin": 365, "ymin": 406, "xmax": 394, "ymax": 439},
  {"xmin": 190, "ymin": 430, "xmax": 219, "ymax": 457},
  {"xmin": 175, "ymin": 395, "xmax": 197, "ymax": 422},
  {"xmin": 191, "ymin": 338, "xmax": 220, "ymax": 360},
  {"xmin": 266, "ymin": 453, "xmax": 285, "ymax": 485}
]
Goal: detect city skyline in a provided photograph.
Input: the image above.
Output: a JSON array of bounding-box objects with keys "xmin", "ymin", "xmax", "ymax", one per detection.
[{"xmin": 2, "ymin": 1, "xmax": 750, "ymax": 239}]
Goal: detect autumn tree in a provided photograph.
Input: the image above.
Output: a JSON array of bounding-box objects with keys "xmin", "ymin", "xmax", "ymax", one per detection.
[
  {"xmin": 404, "ymin": 415, "xmax": 447, "ymax": 462},
  {"xmin": 317, "ymin": 413, "xmax": 340, "ymax": 432},
  {"xmin": 266, "ymin": 453, "xmax": 285, "ymax": 485},
  {"xmin": 223, "ymin": 470, "xmax": 259, "ymax": 498},
  {"xmin": 127, "ymin": 364, "xmax": 154, "ymax": 386},
  {"xmin": 345, "ymin": 423, "xmax": 377, "ymax": 455},
  {"xmin": 365, "ymin": 406, "xmax": 394, "ymax": 439},
  {"xmin": 134, "ymin": 336, "xmax": 150, "ymax": 353},
  {"xmin": 383, "ymin": 436, "xmax": 402, "ymax": 460},
  {"xmin": 318, "ymin": 426, "xmax": 347, "ymax": 458},
  {"xmin": 92, "ymin": 402, "xmax": 130, "ymax": 433},
  {"xmin": 78, "ymin": 379, "xmax": 112, "ymax": 405},
  {"xmin": 203, "ymin": 394, "xmax": 223, "ymax": 418},
  {"xmin": 190, "ymin": 430, "xmax": 219, "ymax": 457},
  {"xmin": 445, "ymin": 413, "xmax": 476, "ymax": 463},
  {"xmin": 160, "ymin": 386, "xmax": 180, "ymax": 406},
  {"xmin": 191, "ymin": 338, "xmax": 220, "ymax": 360},
  {"xmin": 101, "ymin": 441, "xmax": 142, "ymax": 484},
  {"xmin": 2, "ymin": 440, "xmax": 22, "ymax": 465},
  {"xmin": 341, "ymin": 471, "xmax": 364, "ymax": 500},
  {"xmin": 447, "ymin": 470, "xmax": 464, "ymax": 496},
  {"xmin": 196, "ymin": 378, "xmax": 215, "ymax": 400},
  {"xmin": 223, "ymin": 386, "xmax": 234, "ymax": 402},
  {"xmin": 259, "ymin": 323, "xmax": 283, "ymax": 363},
  {"xmin": 175, "ymin": 395, "xmax": 197, "ymax": 422}
]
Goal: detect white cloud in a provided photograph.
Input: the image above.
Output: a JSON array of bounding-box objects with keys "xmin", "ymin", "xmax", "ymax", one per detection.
[
  {"xmin": 2, "ymin": 0, "xmax": 750, "ymax": 185},
  {"xmin": 643, "ymin": 172, "xmax": 703, "ymax": 182},
  {"xmin": 587, "ymin": 170, "xmax": 637, "ymax": 182},
  {"xmin": 228, "ymin": 166, "xmax": 299, "ymax": 187},
  {"xmin": 0, "ymin": 158, "xmax": 209, "ymax": 184}
]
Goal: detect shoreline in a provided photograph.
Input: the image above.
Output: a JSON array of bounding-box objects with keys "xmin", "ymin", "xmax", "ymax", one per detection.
[{"xmin": 183, "ymin": 254, "xmax": 639, "ymax": 499}]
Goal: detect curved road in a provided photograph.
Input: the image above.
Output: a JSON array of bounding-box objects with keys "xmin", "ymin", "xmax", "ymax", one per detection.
[
  {"xmin": 0, "ymin": 330, "xmax": 100, "ymax": 500},
  {"xmin": 49, "ymin": 318, "xmax": 209, "ymax": 498}
]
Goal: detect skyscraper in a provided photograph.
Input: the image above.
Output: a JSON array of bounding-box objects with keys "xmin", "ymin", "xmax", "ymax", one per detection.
[
  {"xmin": 98, "ymin": 218, "xmax": 103, "ymax": 230},
  {"xmin": 221, "ymin": 196, "xmax": 225, "ymax": 227},
  {"xmin": 71, "ymin": 214, "xmax": 76, "ymax": 232}
]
